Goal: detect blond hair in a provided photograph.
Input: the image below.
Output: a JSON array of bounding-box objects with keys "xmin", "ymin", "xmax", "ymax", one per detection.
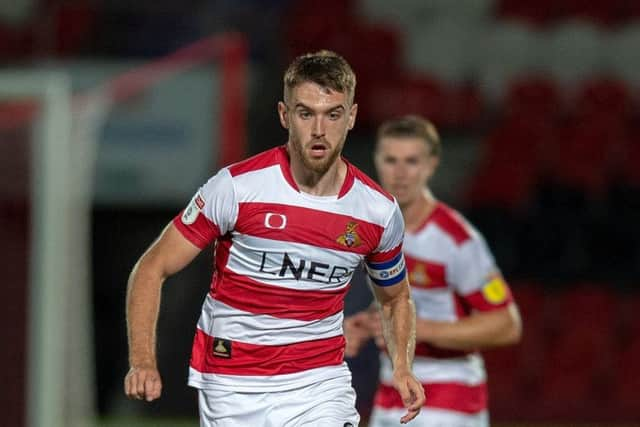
[{"xmin": 376, "ymin": 115, "xmax": 441, "ymax": 156}]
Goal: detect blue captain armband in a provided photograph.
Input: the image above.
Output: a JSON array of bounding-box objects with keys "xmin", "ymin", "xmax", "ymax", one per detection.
[{"xmin": 365, "ymin": 252, "xmax": 407, "ymax": 287}]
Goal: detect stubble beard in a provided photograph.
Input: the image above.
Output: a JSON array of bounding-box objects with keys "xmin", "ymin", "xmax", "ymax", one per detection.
[{"xmin": 290, "ymin": 136, "xmax": 344, "ymax": 175}]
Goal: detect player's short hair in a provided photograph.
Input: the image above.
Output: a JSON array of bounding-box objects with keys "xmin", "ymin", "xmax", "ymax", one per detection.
[
  {"xmin": 283, "ymin": 50, "xmax": 356, "ymax": 105},
  {"xmin": 376, "ymin": 115, "xmax": 441, "ymax": 157}
]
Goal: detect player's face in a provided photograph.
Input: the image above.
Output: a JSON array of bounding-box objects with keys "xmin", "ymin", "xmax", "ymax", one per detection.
[
  {"xmin": 374, "ymin": 137, "xmax": 438, "ymax": 207},
  {"xmin": 278, "ymin": 82, "xmax": 357, "ymax": 174}
]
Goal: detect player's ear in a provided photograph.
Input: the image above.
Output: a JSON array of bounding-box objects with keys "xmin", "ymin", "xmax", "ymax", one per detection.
[
  {"xmin": 347, "ymin": 103, "xmax": 357, "ymax": 130},
  {"xmin": 277, "ymin": 101, "xmax": 289, "ymax": 129}
]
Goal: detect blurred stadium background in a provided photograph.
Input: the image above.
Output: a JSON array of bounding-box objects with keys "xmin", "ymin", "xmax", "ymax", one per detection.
[{"xmin": 1, "ymin": 0, "xmax": 639, "ymax": 426}]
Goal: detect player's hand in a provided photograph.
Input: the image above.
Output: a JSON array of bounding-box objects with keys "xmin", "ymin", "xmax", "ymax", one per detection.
[
  {"xmin": 343, "ymin": 311, "xmax": 372, "ymax": 357},
  {"xmin": 392, "ymin": 368, "xmax": 425, "ymax": 424},
  {"xmin": 124, "ymin": 366, "xmax": 163, "ymax": 402}
]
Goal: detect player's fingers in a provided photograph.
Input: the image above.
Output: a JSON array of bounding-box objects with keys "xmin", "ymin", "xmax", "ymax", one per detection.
[
  {"xmin": 125, "ymin": 370, "xmax": 141, "ymax": 400},
  {"xmin": 373, "ymin": 334, "xmax": 384, "ymax": 349},
  {"xmin": 144, "ymin": 375, "xmax": 161, "ymax": 401},
  {"xmin": 135, "ymin": 371, "xmax": 148, "ymax": 400},
  {"xmin": 408, "ymin": 381, "xmax": 426, "ymax": 410},
  {"xmin": 400, "ymin": 407, "xmax": 420, "ymax": 424}
]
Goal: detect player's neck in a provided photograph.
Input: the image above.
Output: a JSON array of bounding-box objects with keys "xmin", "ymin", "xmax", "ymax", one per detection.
[
  {"xmin": 402, "ymin": 189, "xmax": 437, "ymax": 233},
  {"xmin": 289, "ymin": 154, "xmax": 347, "ymax": 197}
]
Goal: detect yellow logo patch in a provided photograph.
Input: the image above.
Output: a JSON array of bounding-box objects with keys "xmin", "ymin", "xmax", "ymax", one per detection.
[
  {"xmin": 336, "ymin": 221, "xmax": 362, "ymax": 248},
  {"xmin": 482, "ymin": 276, "xmax": 508, "ymax": 304}
]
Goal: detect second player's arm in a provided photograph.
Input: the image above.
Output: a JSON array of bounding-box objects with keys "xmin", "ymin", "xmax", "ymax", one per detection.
[{"xmin": 416, "ymin": 302, "xmax": 522, "ymax": 351}]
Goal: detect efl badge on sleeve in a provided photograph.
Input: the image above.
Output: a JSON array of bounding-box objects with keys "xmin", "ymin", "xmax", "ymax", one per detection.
[
  {"xmin": 182, "ymin": 193, "xmax": 205, "ymax": 225},
  {"xmin": 212, "ymin": 338, "xmax": 232, "ymax": 358},
  {"xmin": 336, "ymin": 221, "xmax": 362, "ymax": 248},
  {"xmin": 482, "ymin": 276, "xmax": 508, "ymax": 304}
]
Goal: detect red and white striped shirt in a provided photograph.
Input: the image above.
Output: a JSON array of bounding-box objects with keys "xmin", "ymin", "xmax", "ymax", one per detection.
[
  {"xmin": 173, "ymin": 145, "xmax": 407, "ymax": 392},
  {"xmin": 374, "ymin": 202, "xmax": 514, "ymax": 415}
]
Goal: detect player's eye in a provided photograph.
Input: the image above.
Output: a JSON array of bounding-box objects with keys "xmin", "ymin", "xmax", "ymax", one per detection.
[
  {"xmin": 328, "ymin": 111, "xmax": 342, "ymax": 120},
  {"xmin": 298, "ymin": 110, "xmax": 312, "ymax": 119}
]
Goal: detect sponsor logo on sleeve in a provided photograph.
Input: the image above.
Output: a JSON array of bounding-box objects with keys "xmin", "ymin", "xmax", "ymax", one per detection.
[
  {"xmin": 336, "ymin": 221, "xmax": 362, "ymax": 248},
  {"xmin": 482, "ymin": 276, "xmax": 508, "ymax": 304},
  {"xmin": 181, "ymin": 192, "xmax": 204, "ymax": 225}
]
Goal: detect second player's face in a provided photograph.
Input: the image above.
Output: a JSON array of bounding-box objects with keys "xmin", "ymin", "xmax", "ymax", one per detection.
[
  {"xmin": 375, "ymin": 137, "xmax": 438, "ymax": 207},
  {"xmin": 279, "ymin": 82, "xmax": 357, "ymax": 174}
]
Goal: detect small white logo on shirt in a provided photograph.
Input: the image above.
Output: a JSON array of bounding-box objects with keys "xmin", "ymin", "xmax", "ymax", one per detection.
[
  {"xmin": 264, "ymin": 213, "xmax": 287, "ymax": 230},
  {"xmin": 182, "ymin": 193, "xmax": 204, "ymax": 225}
]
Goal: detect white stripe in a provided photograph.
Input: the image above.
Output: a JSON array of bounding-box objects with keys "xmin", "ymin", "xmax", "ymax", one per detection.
[
  {"xmin": 232, "ymin": 165, "xmax": 395, "ymax": 227},
  {"xmin": 196, "ymin": 295, "xmax": 344, "ymax": 345},
  {"xmin": 379, "ymin": 353, "xmax": 486, "ymax": 385},
  {"xmin": 411, "ymin": 288, "xmax": 458, "ymax": 321},
  {"xmin": 189, "ymin": 363, "xmax": 352, "ymax": 392},
  {"xmin": 226, "ymin": 234, "xmax": 361, "ymax": 291}
]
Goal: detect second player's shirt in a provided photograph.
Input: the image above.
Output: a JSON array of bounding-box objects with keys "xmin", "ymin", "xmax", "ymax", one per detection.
[
  {"xmin": 173, "ymin": 145, "xmax": 407, "ymax": 392},
  {"xmin": 375, "ymin": 202, "xmax": 513, "ymax": 415}
]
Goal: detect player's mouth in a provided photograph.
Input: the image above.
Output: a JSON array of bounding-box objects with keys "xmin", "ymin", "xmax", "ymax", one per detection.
[{"xmin": 309, "ymin": 142, "xmax": 329, "ymax": 158}]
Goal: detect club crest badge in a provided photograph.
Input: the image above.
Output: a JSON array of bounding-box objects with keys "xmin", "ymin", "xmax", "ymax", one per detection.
[
  {"xmin": 337, "ymin": 221, "xmax": 362, "ymax": 248},
  {"xmin": 410, "ymin": 263, "xmax": 430, "ymax": 287}
]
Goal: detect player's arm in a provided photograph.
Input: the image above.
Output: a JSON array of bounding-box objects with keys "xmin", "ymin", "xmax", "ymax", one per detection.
[
  {"xmin": 124, "ymin": 223, "xmax": 202, "ymax": 401},
  {"xmin": 416, "ymin": 302, "xmax": 522, "ymax": 351},
  {"xmin": 433, "ymin": 229, "xmax": 522, "ymax": 352},
  {"xmin": 370, "ymin": 276, "xmax": 425, "ymax": 424}
]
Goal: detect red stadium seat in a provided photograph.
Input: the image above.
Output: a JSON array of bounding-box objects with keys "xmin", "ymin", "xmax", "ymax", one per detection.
[
  {"xmin": 573, "ymin": 78, "xmax": 633, "ymax": 120},
  {"xmin": 549, "ymin": 117, "xmax": 629, "ymax": 195},
  {"xmin": 538, "ymin": 285, "xmax": 619, "ymax": 419},
  {"xmin": 466, "ymin": 116, "xmax": 553, "ymax": 209},
  {"xmin": 496, "ymin": 0, "xmax": 561, "ymax": 27},
  {"xmin": 366, "ymin": 74, "xmax": 448, "ymax": 127},
  {"xmin": 505, "ymin": 76, "xmax": 563, "ymax": 120},
  {"xmin": 556, "ymin": 0, "xmax": 625, "ymax": 27},
  {"xmin": 485, "ymin": 284, "xmax": 548, "ymax": 419}
]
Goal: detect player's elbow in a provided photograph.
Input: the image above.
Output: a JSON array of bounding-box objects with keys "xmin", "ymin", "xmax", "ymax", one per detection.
[{"xmin": 502, "ymin": 304, "xmax": 522, "ymax": 345}]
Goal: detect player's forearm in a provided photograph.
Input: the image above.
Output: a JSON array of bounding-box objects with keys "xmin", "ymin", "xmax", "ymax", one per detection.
[
  {"xmin": 416, "ymin": 304, "xmax": 521, "ymax": 350},
  {"xmin": 126, "ymin": 257, "xmax": 166, "ymax": 368},
  {"xmin": 380, "ymin": 293, "xmax": 417, "ymax": 370}
]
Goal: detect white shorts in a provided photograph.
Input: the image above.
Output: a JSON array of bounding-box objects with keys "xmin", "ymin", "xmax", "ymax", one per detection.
[
  {"xmin": 198, "ymin": 375, "xmax": 360, "ymax": 426},
  {"xmin": 369, "ymin": 407, "xmax": 488, "ymax": 427}
]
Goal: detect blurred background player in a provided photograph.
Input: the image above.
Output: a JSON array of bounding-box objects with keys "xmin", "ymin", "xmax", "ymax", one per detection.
[
  {"xmin": 344, "ymin": 115, "xmax": 522, "ymax": 426},
  {"xmin": 124, "ymin": 51, "xmax": 425, "ymax": 426}
]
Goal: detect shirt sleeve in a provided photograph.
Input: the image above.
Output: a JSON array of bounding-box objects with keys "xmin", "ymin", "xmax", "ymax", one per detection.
[
  {"xmin": 448, "ymin": 228, "xmax": 513, "ymax": 311},
  {"xmin": 364, "ymin": 200, "xmax": 407, "ymax": 287},
  {"xmin": 172, "ymin": 168, "xmax": 238, "ymax": 248}
]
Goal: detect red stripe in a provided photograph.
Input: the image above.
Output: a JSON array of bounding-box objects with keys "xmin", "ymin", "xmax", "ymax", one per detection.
[
  {"xmin": 414, "ymin": 343, "xmax": 472, "ymax": 359},
  {"xmin": 173, "ymin": 212, "xmax": 219, "ymax": 249},
  {"xmin": 236, "ymin": 202, "xmax": 384, "ymax": 255},
  {"xmin": 367, "ymin": 244, "xmax": 402, "ymax": 264},
  {"xmin": 374, "ymin": 382, "xmax": 487, "ymax": 414},
  {"xmin": 228, "ymin": 146, "xmax": 282, "ymax": 177},
  {"xmin": 190, "ymin": 329, "xmax": 345, "ymax": 376},
  {"xmin": 405, "ymin": 256, "xmax": 447, "ymax": 289},
  {"xmin": 464, "ymin": 287, "xmax": 513, "ymax": 312},
  {"xmin": 430, "ymin": 203, "xmax": 472, "ymax": 246},
  {"xmin": 213, "ymin": 270, "xmax": 348, "ymax": 321}
]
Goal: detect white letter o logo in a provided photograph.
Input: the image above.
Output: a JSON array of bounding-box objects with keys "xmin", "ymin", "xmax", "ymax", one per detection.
[{"xmin": 265, "ymin": 213, "xmax": 287, "ymax": 229}]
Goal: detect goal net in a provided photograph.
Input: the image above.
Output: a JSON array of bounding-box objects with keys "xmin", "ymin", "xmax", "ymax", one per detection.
[{"xmin": 0, "ymin": 33, "xmax": 247, "ymax": 427}]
